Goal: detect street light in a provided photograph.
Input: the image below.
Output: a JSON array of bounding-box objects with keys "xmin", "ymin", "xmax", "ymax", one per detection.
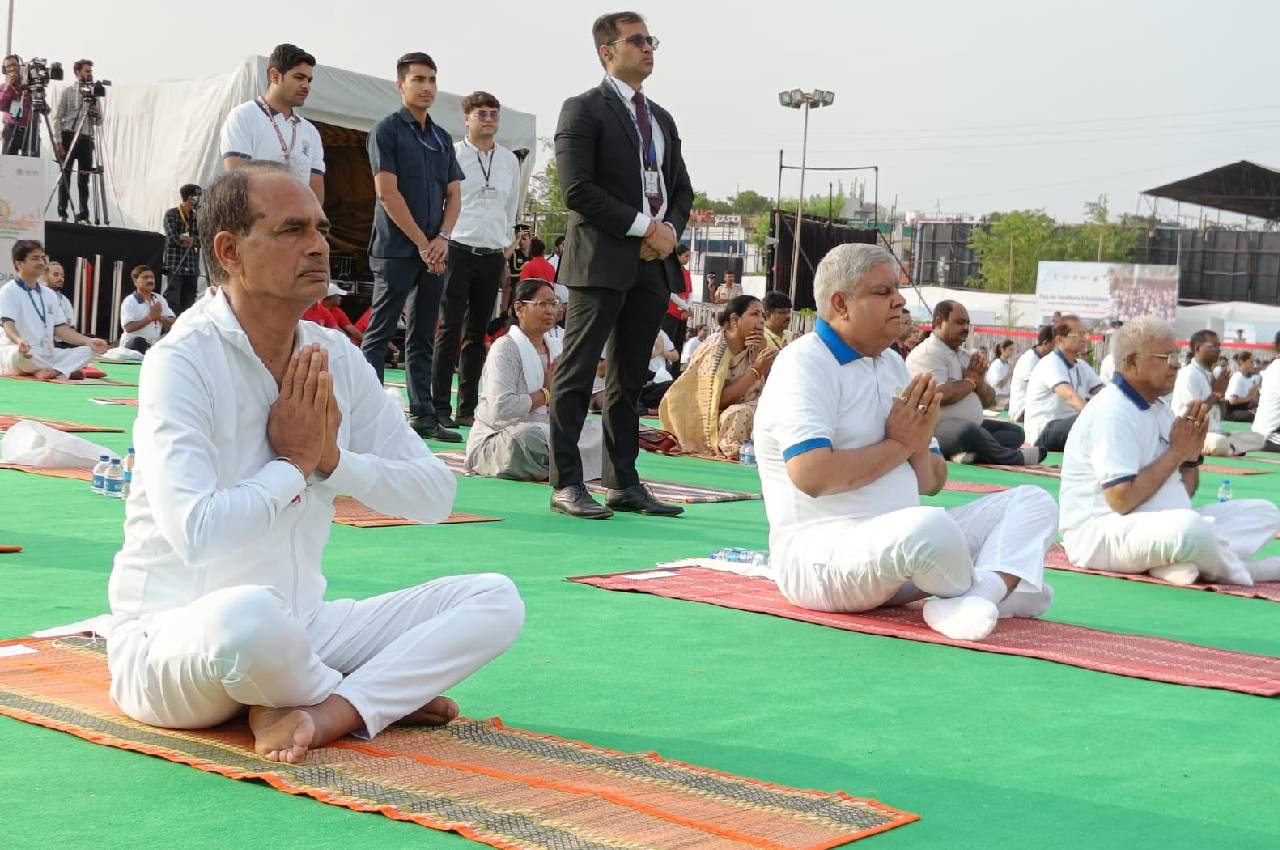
[{"xmin": 778, "ymin": 88, "xmax": 835, "ymax": 302}]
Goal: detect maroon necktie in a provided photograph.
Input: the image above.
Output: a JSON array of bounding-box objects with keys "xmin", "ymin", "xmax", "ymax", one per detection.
[{"xmin": 631, "ymin": 91, "xmax": 661, "ymax": 215}]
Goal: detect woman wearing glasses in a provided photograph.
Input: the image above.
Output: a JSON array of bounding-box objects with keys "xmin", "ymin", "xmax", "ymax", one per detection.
[{"xmin": 465, "ymin": 279, "xmax": 602, "ymax": 481}]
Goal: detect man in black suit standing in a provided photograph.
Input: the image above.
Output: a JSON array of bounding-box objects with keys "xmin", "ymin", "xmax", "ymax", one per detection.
[{"xmin": 549, "ymin": 11, "xmax": 693, "ymax": 519}]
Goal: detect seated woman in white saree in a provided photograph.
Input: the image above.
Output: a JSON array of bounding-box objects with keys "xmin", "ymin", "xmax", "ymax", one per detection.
[
  {"xmin": 659, "ymin": 295, "xmax": 778, "ymax": 459},
  {"xmin": 465, "ymin": 279, "xmax": 603, "ymax": 481}
]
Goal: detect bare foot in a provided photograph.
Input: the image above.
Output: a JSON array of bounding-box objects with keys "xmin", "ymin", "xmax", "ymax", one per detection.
[
  {"xmin": 396, "ymin": 695, "xmax": 459, "ymax": 727},
  {"xmin": 32, "ymin": 369, "xmax": 58, "ymax": 381},
  {"xmin": 248, "ymin": 705, "xmax": 316, "ymax": 764}
]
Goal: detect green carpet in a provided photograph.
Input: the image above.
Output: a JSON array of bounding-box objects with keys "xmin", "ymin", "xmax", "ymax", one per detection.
[{"xmin": 2, "ymin": 364, "xmax": 1279, "ymax": 850}]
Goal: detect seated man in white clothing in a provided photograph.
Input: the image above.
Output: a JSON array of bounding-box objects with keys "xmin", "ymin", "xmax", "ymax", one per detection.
[
  {"xmin": 754, "ymin": 243, "xmax": 1057, "ymax": 642},
  {"xmin": 1059, "ymin": 317, "xmax": 1280, "ymax": 586},
  {"xmin": 1224, "ymin": 351, "xmax": 1260, "ymax": 422},
  {"xmin": 0, "ymin": 240, "xmax": 107, "ymax": 378},
  {"xmin": 44, "ymin": 260, "xmax": 76, "ymax": 330},
  {"xmin": 116, "ymin": 265, "xmax": 176, "ymax": 355},
  {"xmin": 1252, "ymin": 333, "xmax": 1280, "ymax": 452},
  {"xmin": 1008, "ymin": 324, "xmax": 1053, "ymax": 424},
  {"xmin": 107, "ymin": 162, "xmax": 524, "ymax": 764},
  {"xmin": 1171, "ymin": 329, "xmax": 1229, "ymax": 431},
  {"xmin": 1022, "ymin": 315, "xmax": 1104, "ymax": 452}
]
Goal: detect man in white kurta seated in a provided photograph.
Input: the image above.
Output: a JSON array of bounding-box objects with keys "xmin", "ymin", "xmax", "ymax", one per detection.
[
  {"xmin": 1022, "ymin": 315, "xmax": 1104, "ymax": 452},
  {"xmin": 1170, "ymin": 329, "xmax": 1228, "ymax": 431},
  {"xmin": 1059, "ymin": 317, "xmax": 1280, "ymax": 587},
  {"xmin": 107, "ymin": 163, "xmax": 525, "ymax": 764},
  {"xmin": 1008, "ymin": 324, "xmax": 1053, "ymax": 424},
  {"xmin": 0, "ymin": 240, "xmax": 107, "ymax": 378},
  {"xmin": 465, "ymin": 278, "xmax": 602, "ymax": 481},
  {"xmin": 115, "ymin": 265, "xmax": 176, "ymax": 355},
  {"xmin": 754, "ymin": 243, "xmax": 1057, "ymax": 642}
]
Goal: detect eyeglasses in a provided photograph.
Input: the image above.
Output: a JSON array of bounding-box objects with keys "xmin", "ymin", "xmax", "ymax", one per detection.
[
  {"xmin": 1138, "ymin": 352, "xmax": 1181, "ymax": 367},
  {"xmin": 519, "ymin": 299, "xmax": 561, "ymax": 310},
  {"xmin": 470, "ymin": 109, "xmax": 499, "ymax": 120},
  {"xmin": 610, "ymin": 34, "xmax": 660, "ymax": 50}
]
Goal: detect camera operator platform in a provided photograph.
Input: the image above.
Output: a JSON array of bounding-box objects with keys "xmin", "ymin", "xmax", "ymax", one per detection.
[{"xmin": 52, "ymin": 59, "xmax": 111, "ymax": 225}]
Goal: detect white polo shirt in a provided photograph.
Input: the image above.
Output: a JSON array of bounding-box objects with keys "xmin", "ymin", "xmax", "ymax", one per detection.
[
  {"xmin": 0, "ymin": 278, "xmax": 67, "ymax": 354},
  {"xmin": 118, "ymin": 291, "xmax": 176, "ymax": 349},
  {"xmin": 451, "ymin": 139, "xmax": 521, "ymax": 251},
  {"xmin": 219, "ymin": 98, "xmax": 325, "ymax": 186},
  {"xmin": 1171, "ymin": 361, "xmax": 1221, "ymax": 429},
  {"xmin": 1059, "ymin": 377, "xmax": 1191, "ymax": 538},
  {"xmin": 1023, "ymin": 349, "xmax": 1103, "ymax": 445},
  {"xmin": 1009, "ymin": 347, "xmax": 1042, "ymax": 422},
  {"xmin": 755, "ymin": 319, "xmax": 921, "ymax": 555},
  {"xmin": 1226, "ymin": 370, "xmax": 1260, "ymax": 403},
  {"xmin": 1253, "ymin": 359, "xmax": 1280, "ymax": 437}
]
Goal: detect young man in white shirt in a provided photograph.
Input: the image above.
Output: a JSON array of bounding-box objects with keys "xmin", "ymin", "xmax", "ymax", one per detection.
[
  {"xmin": 43, "ymin": 260, "xmax": 76, "ymax": 329},
  {"xmin": 754, "ymin": 244, "xmax": 1056, "ymax": 642},
  {"xmin": 220, "ymin": 44, "xmax": 326, "ymax": 203},
  {"xmin": 1022, "ymin": 315, "xmax": 1104, "ymax": 452},
  {"xmin": 118, "ymin": 265, "xmax": 176, "ymax": 354},
  {"xmin": 681, "ymin": 324, "xmax": 709, "ymax": 366},
  {"xmin": 106, "ymin": 163, "xmax": 523, "ymax": 764},
  {"xmin": 906, "ymin": 301, "xmax": 1039, "ymax": 466},
  {"xmin": 1059, "ymin": 317, "xmax": 1280, "ymax": 586},
  {"xmin": 1225, "ymin": 350, "xmax": 1261, "ymax": 421},
  {"xmin": 0, "ymin": 240, "xmax": 107, "ymax": 378},
  {"xmin": 1009, "ymin": 324, "xmax": 1053, "ymax": 424},
  {"xmin": 431, "ymin": 91, "xmax": 521, "ymax": 428},
  {"xmin": 1252, "ymin": 333, "xmax": 1280, "ymax": 450},
  {"xmin": 1171, "ymin": 329, "xmax": 1229, "ymax": 431}
]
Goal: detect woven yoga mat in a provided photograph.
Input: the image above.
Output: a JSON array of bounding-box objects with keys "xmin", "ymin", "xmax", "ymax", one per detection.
[
  {"xmin": 570, "ymin": 566, "xmax": 1280, "ymax": 696},
  {"xmin": 331, "ymin": 496, "xmax": 499, "ymax": 528},
  {"xmin": 0, "ymin": 414, "xmax": 123, "ymax": 433},
  {"xmin": 1199, "ymin": 463, "xmax": 1271, "ymax": 476},
  {"xmin": 1, "ymin": 374, "xmax": 135, "ymax": 386},
  {"xmin": 974, "ymin": 463, "xmax": 1060, "ymax": 479},
  {"xmin": 0, "ymin": 637, "xmax": 917, "ymax": 850},
  {"xmin": 435, "ymin": 451, "xmax": 762, "ymax": 504},
  {"xmin": 942, "ymin": 481, "xmax": 1008, "ymax": 494},
  {"xmin": 1044, "ymin": 548, "xmax": 1280, "ymax": 603},
  {"xmin": 90, "ymin": 397, "xmax": 139, "ymax": 407}
]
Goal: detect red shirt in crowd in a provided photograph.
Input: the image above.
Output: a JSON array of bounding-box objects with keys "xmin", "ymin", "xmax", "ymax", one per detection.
[
  {"xmin": 519, "ymin": 256, "xmax": 557, "ymax": 282},
  {"xmin": 302, "ymin": 301, "xmax": 340, "ymax": 329},
  {"xmin": 355, "ymin": 307, "xmax": 372, "ymax": 334},
  {"xmin": 667, "ymin": 267, "xmax": 693, "ymax": 319}
]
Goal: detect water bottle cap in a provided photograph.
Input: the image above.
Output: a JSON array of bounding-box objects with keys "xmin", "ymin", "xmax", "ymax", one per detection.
[
  {"xmin": 127, "ymin": 447, "xmax": 135, "ymax": 454},
  {"xmin": 99, "ymin": 454, "xmax": 109, "ymax": 460}
]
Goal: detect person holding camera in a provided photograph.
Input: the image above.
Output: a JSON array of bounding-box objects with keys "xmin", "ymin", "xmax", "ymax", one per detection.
[
  {"xmin": 162, "ymin": 184, "xmax": 202, "ymax": 314},
  {"xmin": 53, "ymin": 59, "xmax": 99, "ymax": 223},
  {"xmin": 0, "ymin": 55, "xmax": 37, "ymax": 156}
]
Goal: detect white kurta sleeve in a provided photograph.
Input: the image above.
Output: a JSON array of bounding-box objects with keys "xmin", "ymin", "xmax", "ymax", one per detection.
[
  {"xmin": 135, "ymin": 346, "xmax": 308, "ymax": 565},
  {"xmin": 320, "ymin": 352, "xmax": 457, "ymax": 523}
]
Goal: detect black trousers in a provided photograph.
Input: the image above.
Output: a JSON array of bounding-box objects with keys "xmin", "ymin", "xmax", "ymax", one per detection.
[
  {"xmin": 163, "ymin": 274, "xmax": 199, "ymax": 315},
  {"xmin": 432, "ymin": 246, "xmax": 504, "ymax": 420},
  {"xmin": 549, "ymin": 261, "xmax": 669, "ymax": 489},
  {"xmin": 58, "ymin": 130, "xmax": 93, "ymax": 219},
  {"xmin": 660, "ymin": 312, "xmax": 687, "ymax": 377},
  {"xmin": 363, "ymin": 256, "xmax": 446, "ymax": 420},
  {"xmin": 2, "ymin": 122, "xmax": 37, "ymax": 156},
  {"xmin": 934, "ymin": 418, "xmax": 1026, "ymax": 465},
  {"xmin": 123, "ymin": 337, "xmax": 151, "ymax": 355},
  {"xmin": 1034, "ymin": 414, "xmax": 1078, "ymax": 453}
]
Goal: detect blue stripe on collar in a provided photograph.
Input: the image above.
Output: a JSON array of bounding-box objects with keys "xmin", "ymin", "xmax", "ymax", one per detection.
[
  {"xmin": 815, "ymin": 318, "xmax": 863, "ymax": 365},
  {"xmin": 1053, "ymin": 347, "xmax": 1074, "ymax": 366},
  {"xmin": 1112, "ymin": 374, "xmax": 1151, "ymax": 410}
]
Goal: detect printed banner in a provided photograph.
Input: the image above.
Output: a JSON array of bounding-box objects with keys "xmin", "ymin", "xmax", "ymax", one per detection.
[
  {"xmin": 1036, "ymin": 261, "xmax": 1178, "ymax": 325},
  {"xmin": 0, "ymin": 155, "xmax": 46, "ymax": 273}
]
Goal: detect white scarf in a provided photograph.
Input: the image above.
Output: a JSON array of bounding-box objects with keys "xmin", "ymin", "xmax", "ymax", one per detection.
[{"xmin": 507, "ymin": 325, "xmax": 562, "ymax": 413}]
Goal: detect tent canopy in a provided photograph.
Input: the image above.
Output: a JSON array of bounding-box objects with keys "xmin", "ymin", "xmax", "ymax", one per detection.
[
  {"xmin": 1144, "ymin": 160, "xmax": 1280, "ymax": 221},
  {"xmin": 41, "ymin": 56, "xmax": 537, "ymax": 251}
]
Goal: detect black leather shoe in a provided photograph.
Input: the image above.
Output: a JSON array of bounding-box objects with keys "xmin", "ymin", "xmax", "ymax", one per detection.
[
  {"xmin": 605, "ymin": 485, "xmax": 684, "ymax": 517},
  {"xmin": 436, "ymin": 414, "xmax": 458, "ymax": 429},
  {"xmin": 550, "ymin": 485, "xmax": 613, "ymax": 519},
  {"xmin": 408, "ymin": 416, "xmax": 463, "ymax": 443}
]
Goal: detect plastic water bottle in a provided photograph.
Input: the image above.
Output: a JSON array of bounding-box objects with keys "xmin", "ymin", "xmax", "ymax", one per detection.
[
  {"xmin": 1217, "ymin": 479, "xmax": 1233, "ymax": 503},
  {"xmin": 103, "ymin": 458, "xmax": 125, "ymax": 498},
  {"xmin": 122, "ymin": 447, "xmax": 136, "ymax": 499},
  {"xmin": 710, "ymin": 548, "xmax": 769, "ymax": 573},
  {"xmin": 739, "ymin": 439, "xmax": 756, "ymax": 466},
  {"xmin": 91, "ymin": 454, "xmax": 110, "ymax": 494}
]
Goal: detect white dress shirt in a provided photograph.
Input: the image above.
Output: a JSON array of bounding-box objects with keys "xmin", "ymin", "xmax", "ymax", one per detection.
[
  {"xmin": 108, "ymin": 289, "xmax": 456, "ymax": 626},
  {"xmin": 451, "ymin": 138, "xmax": 521, "ymax": 250},
  {"xmin": 119, "ymin": 291, "xmax": 176, "ymax": 348},
  {"xmin": 607, "ymin": 76, "xmax": 669, "ymax": 238}
]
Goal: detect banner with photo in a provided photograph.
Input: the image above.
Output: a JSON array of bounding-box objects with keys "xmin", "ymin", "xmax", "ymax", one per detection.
[
  {"xmin": 1036, "ymin": 261, "xmax": 1178, "ymax": 325},
  {"xmin": 0, "ymin": 155, "xmax": 46, "ymax": 276}
]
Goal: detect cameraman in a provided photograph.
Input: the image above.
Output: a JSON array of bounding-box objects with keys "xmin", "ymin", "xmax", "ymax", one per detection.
[
  {"xmin": 53, "ymin": 59, "xmax": 99, "ymax": 223},
  {"xmin": 1, "ymin": 55, "xmax": 37, "ymax": 156},
  {"xmin": 161, "ymin": 184, "xmax": 202, "ymax": 313}
]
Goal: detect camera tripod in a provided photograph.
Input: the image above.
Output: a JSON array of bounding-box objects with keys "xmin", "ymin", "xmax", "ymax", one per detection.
[{"xmin": 42, "ymin": 91, "xmax": 112, "ymax": 226}]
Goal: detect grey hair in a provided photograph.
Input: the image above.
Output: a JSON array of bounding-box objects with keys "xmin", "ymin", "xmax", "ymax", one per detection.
[
  {"xmin": 1111, "ymin": 315, "xmax": 1174, "ymax": 371},
  {"xmin": 812, "ymin": 243, "xmax": 896, "ymax": 319}
]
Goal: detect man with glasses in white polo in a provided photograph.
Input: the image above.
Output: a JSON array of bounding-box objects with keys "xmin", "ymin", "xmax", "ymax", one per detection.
[
  {"xmin": 432, "ymin": 91, "xmax": 522, "ymax": 428},
  {"xmin": 1023, "ymin": 314, "xmax": 1105, "ymax": 452}
]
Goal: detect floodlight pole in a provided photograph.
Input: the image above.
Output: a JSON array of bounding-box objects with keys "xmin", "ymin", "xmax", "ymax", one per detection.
[
  {"xmin": 5, "ymin": 0, "xmax": 13, "ymax": 56},
  {"xmin": 789, "ymin": 99, "xmax": 811, "ymax": 304}
]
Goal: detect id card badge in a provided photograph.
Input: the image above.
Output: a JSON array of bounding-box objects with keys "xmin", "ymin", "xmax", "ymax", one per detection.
[
  {"xmin": 644, "ymin": 169, "xmax": 660, "ymax": 198},
  {"xmin": 8, "ymin": 100, "xmax": 20, "ymax": 119},
  {"xmin": 479, "ymin": 185, "xmax": 498, "ymax": 200}
]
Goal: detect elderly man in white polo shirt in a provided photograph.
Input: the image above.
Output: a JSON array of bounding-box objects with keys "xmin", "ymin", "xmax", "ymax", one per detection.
[
  {"xmin": 1059, "ymin": 317, "xmax": 1280, "ymax": 586},
  {"xmin": 754, "ymin": 244, "xmax": 1057, "ymax": 642},
  {"xmin": 219, "ymin": 44, "xmax": 326, "ymax": 203},
  {"xmin": 1022, "ymin": 315, "xmax": 1104, "ymax": 452},
  {"xmin": 106, "ymin": 162, "xmax": 524, "ymax": 764}
]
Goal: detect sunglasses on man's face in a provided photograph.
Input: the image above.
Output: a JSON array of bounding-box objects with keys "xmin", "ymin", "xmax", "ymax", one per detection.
[
  {"xmin": 611, "ymin": 34, "xmax": 660, "ymax": 50},
  {"xmin": 471, "ymin": 109, "xmax": 499, "ymax": 120}
]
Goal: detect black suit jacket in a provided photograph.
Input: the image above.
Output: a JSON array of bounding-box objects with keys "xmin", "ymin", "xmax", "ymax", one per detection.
[{"xmin": 554, "ymin": 78, "xmax": 693, "ymax": 294}]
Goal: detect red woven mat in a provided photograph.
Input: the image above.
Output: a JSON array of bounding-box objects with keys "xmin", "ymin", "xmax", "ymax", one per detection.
[
  {"xmin": 1044, "ymin": 547, "xmax": 1280, "ymax": 603},
  {"xmin": 974, "ymin": 463, "xmax": 1060, "ymax": 478},
  {"xmin": 943, "ymin": 481, "xmax": 1008, "ymax": 494},
  {"xmin": 0, "ymin": 414, "xmax": 123, "ymax": 433},
  {"xmin": 0, "ymin": 464, "xmax": 92, "ymax": 481},
  {"xmin": 1, "ymin": 375, "xmax": 135, "ymax": 386},
  {"xmin": 570, "ymin": 567, "xmax": 1280, "ymax": 696},
  {"xmin": 1199, "ymin": 463, "xmax": 1270, "ymax": 475},
  {"xmin": 331, "ymin": 495, "xmax": 499, "ymax": 528}
]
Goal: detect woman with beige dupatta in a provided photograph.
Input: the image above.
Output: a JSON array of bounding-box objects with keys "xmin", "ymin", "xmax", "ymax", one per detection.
[{"xmin": 659, "ymin": 295, "xmax": 778, "ymax": 458}]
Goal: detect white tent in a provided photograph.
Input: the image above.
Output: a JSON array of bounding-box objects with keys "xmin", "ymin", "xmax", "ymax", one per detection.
[
  {"xmin": 1174, "ymin": 301, "xmax": 1280, "ymax": 346},
  {"xmin": 40, "ymin": 56, "xmax": 537, "ymax": 243}
]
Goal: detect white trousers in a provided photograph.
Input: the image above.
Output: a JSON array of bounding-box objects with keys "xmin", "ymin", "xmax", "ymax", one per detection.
[
  {"xmin": 0, "ymin": 342, "xmax": 93, "ymax": 377},
  {"xmin": 773, "ymin": 485, "xmax": 1057, "ymax": 612},
  {"xmin": 107, "ymin": 573, "xmax": 524, "ymax": 738},
  {"xmin": 1063, "ymin": 499, "xmax": 1280, "ymax": 581}
]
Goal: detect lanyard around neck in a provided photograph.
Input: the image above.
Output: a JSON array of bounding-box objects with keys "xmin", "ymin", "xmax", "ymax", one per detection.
[
  {"xmin": 18, "ymin": 280, "xmax": 47, "ymax": 328},
  {"xmin": 256, "ymin": 97, "xmax": 297, "ymax": 160}
]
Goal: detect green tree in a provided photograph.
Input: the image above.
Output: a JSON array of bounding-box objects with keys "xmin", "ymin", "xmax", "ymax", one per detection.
[
  {"xmin": 1057, "ymin": 196, "xmax": 1139, "ymax": 263},
  {"xmin": 967, "ymin": 210, "xmax": 1059, "ymax": 294},
  {"xmin": 526, "ymin": 140, "xmax": 567, "ymax": 239}
]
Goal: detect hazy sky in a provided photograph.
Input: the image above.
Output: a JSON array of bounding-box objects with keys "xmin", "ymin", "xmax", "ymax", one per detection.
[{"xmin": 12, "ymin": 0, "xmax": 1276, "ymax": 222}]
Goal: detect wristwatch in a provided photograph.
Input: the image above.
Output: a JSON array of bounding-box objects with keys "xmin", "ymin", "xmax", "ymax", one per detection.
[{"xmin": 436, "ymin": 230, "xmax": 450, "ymax": 241}]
